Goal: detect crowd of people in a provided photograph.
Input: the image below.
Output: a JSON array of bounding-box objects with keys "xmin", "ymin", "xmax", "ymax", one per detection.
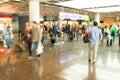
[
  {"xmin": 24, "ymin": 21, "xmax": 44, "ymax": 60},
  {"xmin": 1, "ymin": 20, "xmax": 120, "ymax": 63}
]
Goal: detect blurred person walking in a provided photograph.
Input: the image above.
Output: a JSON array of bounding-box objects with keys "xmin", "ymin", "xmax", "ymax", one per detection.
[
  {"xmin": 52, "ymin": 21, "xmax": 60, "ymax": 45},
  {"xmin": 89, "ymin": 21, "xmax": 103, "ymax": 64},
  {"xmin": 2, "ymin": 23, "xmax": 13, "ymax": 53},
  {"xmin": 111, "ymin": 23, "xmax": 118, "ymax": 42},
  {"xmin": 24, "ymin": 22, "xmax": 32, "ymax": 54},
  {"xmin": 118, "ymin": 23, "xmax": 120, "ymax": 46},
  {"xmin": 36, "ymin": 21, "xmax": 44, "ymax": 59},
  {"xmin": 84, "ymin": 23, "xmax": 92, "ymax": 42},
  {"xmin": 27, "ymin": 21, "xmax": 40, "ymax": 60}
]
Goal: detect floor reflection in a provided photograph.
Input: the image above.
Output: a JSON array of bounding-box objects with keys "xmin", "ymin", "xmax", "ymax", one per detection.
[
  {"xmin": 84, "ymin": 63, "xmax": 96, "ymax": 80},
  {"xmin": 32, "ymin": 59, "xmax": 43, "ymax": 80},
  {"xmin": 0, "ymin": 38, "xmax": 120, "ymax": 80},
  {"xmin": 3, "ymin": 55, "xmax": 15, "ymax": 80}
]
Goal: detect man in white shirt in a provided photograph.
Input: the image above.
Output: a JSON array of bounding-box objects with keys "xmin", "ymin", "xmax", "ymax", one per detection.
[{"xmin": 89, "ymin": 21, "xmax": 103, "ymax": 64}]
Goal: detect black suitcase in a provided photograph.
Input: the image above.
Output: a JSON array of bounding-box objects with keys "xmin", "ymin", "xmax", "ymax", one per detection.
[
  {"xmin": 69, "ymin": 33, "xmax": 74, "ymax": 41},
  {"xmin": 70, "ymin": 36, "xmax": 73, "ymax": 41},
  {"xmin": 51, "ymin": 38, "xmax": 55, "ymax": 44},
  {"xmin": 83, "ymin": 34, "xmax": 90, "ymax": 43}
]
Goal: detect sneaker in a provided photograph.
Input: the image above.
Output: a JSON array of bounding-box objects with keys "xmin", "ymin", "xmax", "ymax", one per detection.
[
  {"xmin": 54, "ymin": 43, "xmax": 57, "ymax": 45},
  {"xmin": 27, "ymin": 56, "xmax": 32, "ymax": 59},
  {"xmin": 54, "ymin": 43, "xmax": 59, "ymax": 45},
  {"xmin": 37, "ymin": 57, "xmax": 41, "ymax": 60},
  {"xmin": 88, "ymin": 59, "xmax": 91, "ymax": 63},
  {"xmin": 27, "ymin": 57, "xmax": 33, "ymax": 61}
]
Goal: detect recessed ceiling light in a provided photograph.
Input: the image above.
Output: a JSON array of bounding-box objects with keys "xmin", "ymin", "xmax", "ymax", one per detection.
[
  {"xmin": 56, "ymin": 0, "xmax": 120, "ymax": 12},
  {"xmin": 0, "ymin": 0, "xmax": 9, "ymax": 4},
  {"xmin": 14, "ymin": 0, "xmax": 21, "ymax": 1}
]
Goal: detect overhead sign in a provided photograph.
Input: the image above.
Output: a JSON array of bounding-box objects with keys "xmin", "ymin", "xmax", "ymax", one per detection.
[
  {"xmin": 44, "ymin": 15, "xmax": 58, "ymax": 21},
  {"xmin": 59, "ymin": 12, "xmax": 86, "ymax": 20}
]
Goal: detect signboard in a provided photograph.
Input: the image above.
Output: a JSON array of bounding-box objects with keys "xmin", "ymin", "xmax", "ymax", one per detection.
[
  {"xmin": 59, "ymin": 12, "xmax": 86, "ymax": 20},
  {"xmin": 44, "ymin": 15, "xmax": 58, "ymax": 21}
]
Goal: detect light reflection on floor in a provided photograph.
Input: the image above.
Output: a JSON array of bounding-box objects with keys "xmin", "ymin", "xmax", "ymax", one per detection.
[{"xmin": 0, "ymin": 38, "xmax": 120, "ymax": 80}]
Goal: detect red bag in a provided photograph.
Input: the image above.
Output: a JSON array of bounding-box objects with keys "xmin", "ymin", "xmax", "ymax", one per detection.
[
  {"xmin": 0, "ymin": 49, "xmax": 14, "ymax": 55},
  {"xmin": 0, "ymin": 49, "xmax": 7, "ymax": 54}
]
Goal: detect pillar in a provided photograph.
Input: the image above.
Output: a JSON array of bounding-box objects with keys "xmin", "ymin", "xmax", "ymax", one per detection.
[
  {"xmin": 29, "ymin": 0, "xmax": 40, "ymax": 23},
  {"xmin": 59, "ymin": 18, "xmax": 62, "ymax": 29},
  {"xmin": 95, "ymin": 13, "xmax": 100, "ymax": 24},
  {"xmin": 49, "ymin": 16, "xmax": 52, "ymax": 28}
]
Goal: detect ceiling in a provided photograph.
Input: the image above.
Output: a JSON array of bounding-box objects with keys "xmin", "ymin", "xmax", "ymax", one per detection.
[
  {"xmin": 0, "ymin": 0, "xmax": 119, "ymax": 20},
  {"xmin": 56, "ymin": 0, "xmax": 120, "ymax": 12},
  {"xmin": 0, "ymin": 0, "xmax": 119, "ymax": 13},
  {"xmin": 0, "ymin": 0, "xmax": 72, "ymax": 14}
]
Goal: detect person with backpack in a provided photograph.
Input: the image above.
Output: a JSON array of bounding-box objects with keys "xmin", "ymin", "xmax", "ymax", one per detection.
[
  {"xmin": 36, "ymin": 21, "xmax": 44, "ymax": 60},
  {"xmin": 69, "ymin": 23, "xmax": 75, "ymax": 41},
  {"xmin": 104, "ymin": 25, "xmax": 112, "ymax": 46}
]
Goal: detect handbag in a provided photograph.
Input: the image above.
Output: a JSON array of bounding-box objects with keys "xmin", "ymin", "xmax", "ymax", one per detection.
[
  {"xmin": 36, "ymin": 42, "xmax": 43, "ymax": 55},
  {"xmin": 104, "ymin": 32, "xmax": 108, "ymax": 36},
  {"xmin": 83, "ymin": 34, "xmax": 90, "ymax": 43}
]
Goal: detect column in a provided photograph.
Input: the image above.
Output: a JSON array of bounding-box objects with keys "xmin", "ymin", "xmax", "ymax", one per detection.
[
  {"xmin": 95, "ymin": 13, "xmax": 100, "ymax": 24},
  {"xmin": 49, "ymin": 16, "xmax": 52, "ymax": 28},
  {"xmin": 59, "ymin": 18, "xmax": 62, "ymax": 29},
  {"xmin": 29, "ymin": 0, "xmax": 40, "ymax": 23}
]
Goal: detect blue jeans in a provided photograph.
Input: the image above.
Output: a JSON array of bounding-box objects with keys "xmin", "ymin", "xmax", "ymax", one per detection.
[
  {"xmin": 5, "ymin": 39, "xmax": 11, "ymax": 49},
  {"xmin": 29, "ymin": 41, "xmax": 38, "ymax": 57}
]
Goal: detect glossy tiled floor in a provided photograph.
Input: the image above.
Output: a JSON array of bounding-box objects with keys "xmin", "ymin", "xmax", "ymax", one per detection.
[{"xmin": 0, "ymin": 37, "xmax": 120, "ymax": 80}]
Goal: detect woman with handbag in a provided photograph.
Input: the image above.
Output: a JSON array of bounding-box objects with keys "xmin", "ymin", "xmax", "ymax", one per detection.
[{"xmin": 24, "ymin": 22, "xmax": 32, "ymax": 54}]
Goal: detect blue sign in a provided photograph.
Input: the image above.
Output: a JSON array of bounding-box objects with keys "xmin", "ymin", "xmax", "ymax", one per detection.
[{"xmin": 59, "ymin": 12, "xmax": 85, "ymax": 20}]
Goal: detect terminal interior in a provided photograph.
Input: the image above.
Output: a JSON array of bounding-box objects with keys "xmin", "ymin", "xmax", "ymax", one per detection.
[{"xmin": 0, "ymin": 0, "xmax": 120, "ymax": 80}]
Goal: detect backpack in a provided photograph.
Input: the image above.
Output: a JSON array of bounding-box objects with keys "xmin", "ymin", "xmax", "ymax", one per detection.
[{"xmin": 83, "ymin": 33, "xmax": 90, "ymax": 43}]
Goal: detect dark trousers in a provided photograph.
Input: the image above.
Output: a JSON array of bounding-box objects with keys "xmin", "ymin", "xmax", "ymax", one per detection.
[
  {"xmin": 26, "ymin": 41, "xmax": 32, "ymax": 53},
  {"xmin": 119, "ymin": 37, "xmax": 120, "ymax": 45},
  {"xmin": 107, "ymin": 39, "xmax": 112, "ymax": 46}
]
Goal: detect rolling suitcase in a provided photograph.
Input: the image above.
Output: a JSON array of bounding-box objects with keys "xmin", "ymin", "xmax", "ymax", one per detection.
[
  {"xmin": 15, "ymin": 42, "xmax": 26, "ymax": 51},
  {"xmin": 51, "ymin": 38, "xmax": 55, "ymax": 44},
  {"xmin": 69, "ymin": 33, "xmax": 73, "ymax": 41},
  {"xmin": 83, "ymin": 34, "xmax": 90, "ymax": 43}
]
